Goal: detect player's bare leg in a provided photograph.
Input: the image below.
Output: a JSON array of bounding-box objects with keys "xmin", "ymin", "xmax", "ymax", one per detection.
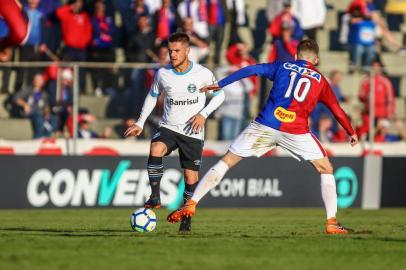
[
  {"xmin": 311, "ymin": 157, "xmax": 352, "ymax": 234},
  {"xmin": 167, "ymin": 151, "xmax": 243, "ymax": 223},
  {"xmin": 178, "ymin": 169, "xmax": 199, "ymax": 233},
  {"xmin": 144, "ymin": 142, "xmax": 167, "ymax": 209}
]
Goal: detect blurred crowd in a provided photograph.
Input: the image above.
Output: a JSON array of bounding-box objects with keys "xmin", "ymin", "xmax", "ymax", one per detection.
[{"xmin": 1, "ymin": 0, "xmax": 406, "ymax": 143}]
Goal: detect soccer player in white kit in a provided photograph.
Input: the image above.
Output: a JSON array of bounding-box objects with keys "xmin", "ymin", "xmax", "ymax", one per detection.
[{"xmin": 125, "ymin": 32, "xmax": 225, "ymax": 232}]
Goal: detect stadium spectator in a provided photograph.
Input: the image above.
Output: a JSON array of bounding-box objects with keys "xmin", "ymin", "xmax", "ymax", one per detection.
[
  {"xmin": 55, "ymin": 0, "xmax": 92, "ymax": 62},
  {"xmin": 313, "ymin": 114, "xmax": 334, "ymax": 143},
  {"xmin": 124, "ymin": 0, "xmax": 150, "ymax": 35},
  {"xmin": 55, "ymin": 68, "xmax": 74, "ymax": 134},
  {"xmin": 328, "ymin": 70, "xmax": 348, "ymax": 103},
  {"xmin": 311, "ymin": 70, "xmax": 348, "ymax": 137},
  {"xmin": 225, "ymin": 0, "xmax": 246, "ymax": 26},
  {"xmin": 14, "ymin": 73, "xmax": 55, "ymax": 138},
  {"xmin": 373, "ymin": 118, "xmax": 406, "ymax": 142},
  {"xmin": 89, "ymin": 0, "xmax": 116, "ymax": 95},
  {"xmin": 207, "ymin": 0, "xmax": 226, "ymax": 64},
  {"xmin": 225, "ymin": 0, "xmax": 247, "ymax": 45},
  {"xmin": 268, "ymin": 21, "xmax": 299, "ymax": 62},
  {"xmin": 293, "ymin": 0, "xmax": 326, "ymax": 41},
  {"xmin": 126, "ymin": 14, "xmax": 154, "ymax": 120},
  {"xmin": 153, "ymin": 0, "xmax": 176, "ymax": 46},
  {"xmin": 182, "ymin": 17, "xmax": 209, "ymax": 63},
  {"xmin": 266, "ymin": 0, "xmax": 285, "ymax": 22},
  {"xmin": 39, "ymin": 0, "xmax": 62, "ymax": 59},
  {"xmin": 347, "ymin": 7, "xmax": 377, "ymax": 72},
  {"xmin": 226, "ymin": 42, "xmax": 258, "ymax": 95},
  {"xmin": 177, "ymin": 0, "xmax": 209, "ymax": 39},
  {"xmin": 65, "ymin": 108, "xmax": 112, "ymax": 139},
  {"xmin": 145, "ymin": 0, "xmax": 161, "ymax": 14},
  {"xmin": 126, "ymin": 14, "xmax": 155, "ymax": 63},
  {"xmin": 357, "ymin": 58, "xmax": 395, "ymax": 137},
  {"xmin": 267, "ymin": 0, "xmax": 326, "ymax": 41},
  {"xmin": 269, "ymin": 0, "xmax": 303, "ymax": 41},
  {"xmin": 215, "ymin": 66, "xmax": 254, "ymax": 140},
  {"xmin": 52, "ymin": 0, "xmax": 92, "ymax": 93},
  {"xmin": 348, "ymin": 0, "xmax": 406, "ymax": 52},
  {"xmin": 19, "ymin": 0, "xmax": 43, "ymax": 85}
]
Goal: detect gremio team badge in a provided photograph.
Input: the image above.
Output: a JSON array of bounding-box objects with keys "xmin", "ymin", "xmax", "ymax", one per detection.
[{"xmin": 187, "ymin": 83, "xmax": 197, "ymax": 93}]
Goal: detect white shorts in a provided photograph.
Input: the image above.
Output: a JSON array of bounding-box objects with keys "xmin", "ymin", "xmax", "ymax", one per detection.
[{"xmin": 229, "ymin": 121, "xmax": 327, "ymax": 161}]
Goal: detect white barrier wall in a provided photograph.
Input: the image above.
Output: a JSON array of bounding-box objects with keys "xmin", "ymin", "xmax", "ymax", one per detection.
[{"xmin": 1, "ymin": 139, "xmax": 406, "ymax": 156}]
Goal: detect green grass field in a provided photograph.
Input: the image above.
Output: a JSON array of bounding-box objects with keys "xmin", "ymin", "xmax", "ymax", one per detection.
[{"xmin": 1, "ymin": 208, "xmax": 406, "ymax": 270}]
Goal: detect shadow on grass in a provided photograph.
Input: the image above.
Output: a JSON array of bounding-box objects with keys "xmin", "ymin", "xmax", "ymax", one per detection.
[{"xmin": 0, "ymin": 227, "xmax": 134, "ymax": 237}]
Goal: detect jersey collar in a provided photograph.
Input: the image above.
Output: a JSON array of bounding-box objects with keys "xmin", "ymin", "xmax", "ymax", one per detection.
[{"xmin": 172, "ymin": 61, "xmax": 193, "ymax": 75}]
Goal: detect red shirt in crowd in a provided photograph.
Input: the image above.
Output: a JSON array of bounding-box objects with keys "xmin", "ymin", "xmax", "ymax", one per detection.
[
  {"xmin": 226, "ymin": 44, "xmax": 259, "ymax": 95},
  {"xmin": 359, "ymin": 74, "xmax": 395, "ymax": 118},
  {"xmin": 56, "ymin": 5, "xmax": 92, "ymax": 49}
]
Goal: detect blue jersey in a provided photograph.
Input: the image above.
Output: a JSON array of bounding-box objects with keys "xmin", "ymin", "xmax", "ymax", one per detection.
[{"xmin": 218, "ymin": 60, "xmax": 354, "ymax": 135}]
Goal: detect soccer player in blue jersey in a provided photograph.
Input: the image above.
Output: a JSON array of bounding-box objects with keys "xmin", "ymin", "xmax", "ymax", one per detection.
[{"xmin": 167, "ymin": 39, "xmax": 359, "ymax": 234}]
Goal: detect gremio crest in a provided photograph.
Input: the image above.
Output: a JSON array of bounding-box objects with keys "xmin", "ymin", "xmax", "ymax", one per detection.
[{"xmin": 187, "ymin": 83, "xmax": 197, "ymax": 93}]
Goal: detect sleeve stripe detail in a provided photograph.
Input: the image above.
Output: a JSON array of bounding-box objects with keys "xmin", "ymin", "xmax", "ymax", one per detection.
[
  {"xmin": 212, "ymin": 90, "xmax": 223, "ymax": 96},
  {"xmin": 150, "ymin": 91, "xmax": 159, "ymax": 97}
]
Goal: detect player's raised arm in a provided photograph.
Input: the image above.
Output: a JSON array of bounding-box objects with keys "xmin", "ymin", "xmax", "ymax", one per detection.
[{"xmin": 319, "ymin": 82, "xmax": 358, "ymax": 146}]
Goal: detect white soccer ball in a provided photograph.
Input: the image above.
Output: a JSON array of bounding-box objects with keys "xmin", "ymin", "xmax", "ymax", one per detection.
[{"xmin": 130, "ymin": 208, "xmax": 157, "ymax": 232}]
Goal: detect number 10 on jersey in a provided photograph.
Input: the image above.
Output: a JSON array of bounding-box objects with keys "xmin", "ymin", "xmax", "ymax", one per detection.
[{"xmin": 284, "ymin": 72, "xmax": 311, "ymax": 102}]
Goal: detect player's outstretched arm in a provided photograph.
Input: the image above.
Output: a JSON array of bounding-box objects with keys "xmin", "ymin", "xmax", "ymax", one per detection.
[{"xmin": 201, "ymin": 64, "xmax": 276, "ymax": 91}]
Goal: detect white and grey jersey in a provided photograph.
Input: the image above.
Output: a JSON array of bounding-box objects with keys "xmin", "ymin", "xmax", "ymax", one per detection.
[{"xmin": 150, "ymin": 62, "xmax": 219, "ymax": 140}]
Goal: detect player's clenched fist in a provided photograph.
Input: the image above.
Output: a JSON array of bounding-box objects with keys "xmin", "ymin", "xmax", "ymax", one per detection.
[
  {"xmin": 124, "ymin": 123, "xmax": 143, "ymax": 137},
  {"xmin": 349, "ymin": 134, "xmax": 359, "ymax": 147},
  {"xmin": 200, "ymin": 83, "xmax": 221, "ymax": 93}
]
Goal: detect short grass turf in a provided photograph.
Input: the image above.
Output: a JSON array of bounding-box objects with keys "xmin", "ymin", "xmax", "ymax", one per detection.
[{"xmin": 1, "ymin": 208, "xmax": 406, "ymax": 270}]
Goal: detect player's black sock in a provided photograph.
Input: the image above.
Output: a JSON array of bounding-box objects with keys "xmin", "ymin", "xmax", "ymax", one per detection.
[
  {"xmin": 183, "ymin": 182, "xmax": 198, "ymax": 204},
  {"xmin": 147, "ymin": 156, "xmax": 163, "ymax": 198}
]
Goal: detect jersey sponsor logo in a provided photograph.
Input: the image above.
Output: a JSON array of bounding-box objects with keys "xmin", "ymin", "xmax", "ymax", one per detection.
[
  {"xmin": 187, "ymin": 83, "xmax": 197, "ymax": 93},
  {"xmin": 274, "ymin": 106, "xmax": 296, "ymax": 123},
  {"xmin": 283, "ymin": 63, "xmax": 321, "ymax": 82},
  {"xmin": 168, "ymin": 97, "xmax": 199, "ymax": 106}
]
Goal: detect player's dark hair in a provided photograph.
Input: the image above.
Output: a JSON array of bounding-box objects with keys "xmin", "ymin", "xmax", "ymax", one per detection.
[
  {"xmin": 297, "ymin": 39, "xmax": 319, "ymax": 56},
  {"xmin": 168, "ymin": 32, "xmax": 190, "ymax": 46}
]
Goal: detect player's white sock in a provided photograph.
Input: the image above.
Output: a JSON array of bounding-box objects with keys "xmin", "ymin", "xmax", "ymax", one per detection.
[
  {"xmin": 321, "ymin": 174, "xmax": 338, "ymax": 219},
  {"xmin": 191, "ymin": 160, "xmax": 229, "ymax": 203}
]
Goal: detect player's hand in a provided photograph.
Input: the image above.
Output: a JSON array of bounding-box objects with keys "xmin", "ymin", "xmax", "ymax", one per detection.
[
  {"xmin": 184, "ymin": 114, "xmax": 206, "ymax": 135},
  {"xmin": 124, "ymin": 123, "xmax": 143, "ymax": 137},
  {"xmin": 200, "ymin": 83, "xmax": 221, "ymax": 93},
  {"xmin": 350, "ymin": 134, "xmax": 359, "ymax": 147}
]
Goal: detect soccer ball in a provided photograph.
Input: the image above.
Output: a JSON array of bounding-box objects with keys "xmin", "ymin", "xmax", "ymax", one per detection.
[{"xmin": 130, "ymin": 208, "xmax": 157, "ymax": 232}]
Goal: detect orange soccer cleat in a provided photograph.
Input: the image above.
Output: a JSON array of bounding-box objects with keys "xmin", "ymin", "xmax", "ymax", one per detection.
[
  {"xmin": 326, "ymin": 217, "xmax": 352, "ymax": 234},
  {"xmin": 167, "ymin": 199, "xmax": 197, "ymax": 223}
]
